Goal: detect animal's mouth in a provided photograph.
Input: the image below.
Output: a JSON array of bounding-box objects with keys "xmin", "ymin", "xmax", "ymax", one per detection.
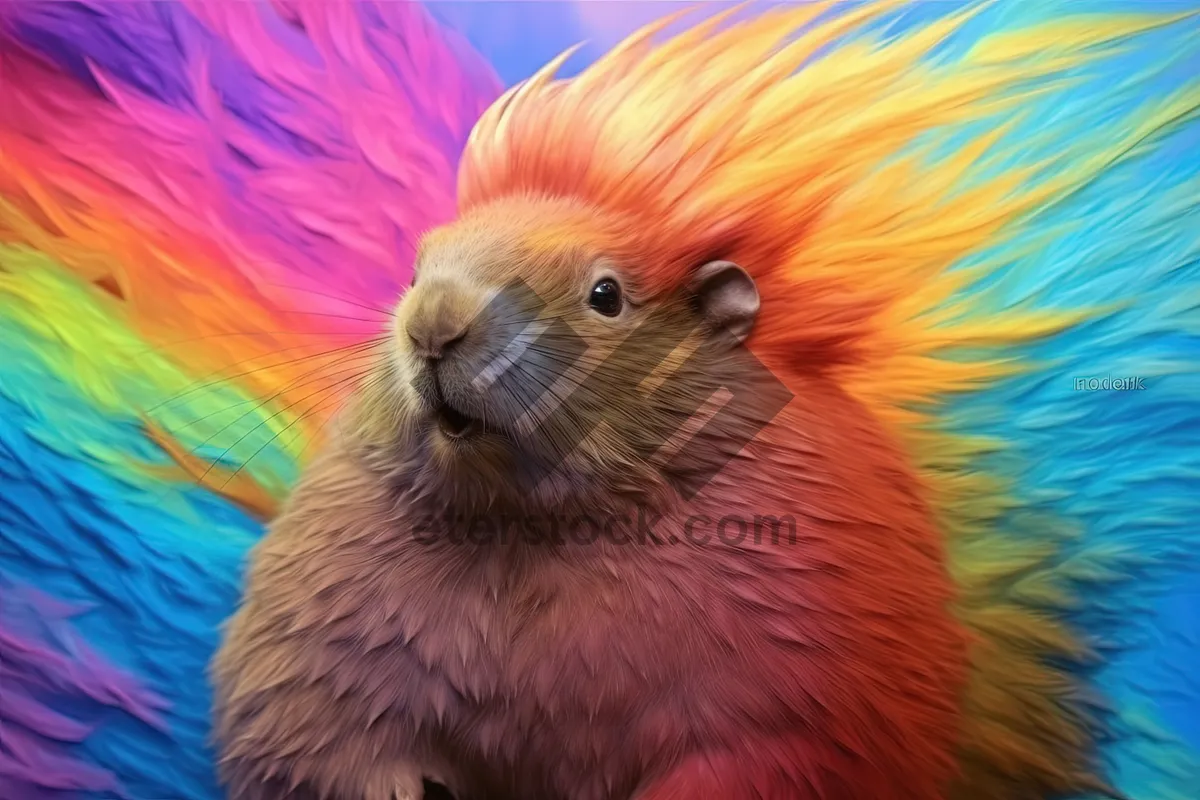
[{"xmin": 435, "ymin": 403, "xmax": 482, "ymax": 439}]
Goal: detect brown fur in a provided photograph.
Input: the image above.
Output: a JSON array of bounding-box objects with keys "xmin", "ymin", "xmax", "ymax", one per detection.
[{"xmin": 213, "ymin": 198, "xmax": 967, "ymax": 799}]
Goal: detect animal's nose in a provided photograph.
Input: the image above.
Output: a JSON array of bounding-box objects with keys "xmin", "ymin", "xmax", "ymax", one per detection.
[
  {"xmin": 408, "ymin": 317, "xmax": 468, "ymax": 360},
  {"xmin": 404, "ymin": 278, "xmax": 476, "ymax": 360}
]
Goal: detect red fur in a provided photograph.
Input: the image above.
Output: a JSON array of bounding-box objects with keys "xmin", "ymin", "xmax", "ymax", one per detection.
[{"xmin": 215, "ymin": 355, "xmax": 967, "ymax": 798}]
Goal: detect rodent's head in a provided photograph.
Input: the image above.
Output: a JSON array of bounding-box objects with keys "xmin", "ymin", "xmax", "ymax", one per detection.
[{"xmin": 350, "ymin": 196, "xmax": 787, "ymax": 516}]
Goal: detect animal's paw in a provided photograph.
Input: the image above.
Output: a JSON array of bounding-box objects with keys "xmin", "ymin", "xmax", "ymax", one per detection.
[
  {"xmin": 376, "ymin": 766, "xmax": 461, "ymax": 800},
  {"xmin": 365, "ymin": 764, "xmax": 428, "ymax": 800}
]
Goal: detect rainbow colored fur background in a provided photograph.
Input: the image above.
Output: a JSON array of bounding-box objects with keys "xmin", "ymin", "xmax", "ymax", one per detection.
[{"xmin": 1, "ymin": 1, "xmax": 1199, "ymax": 798}]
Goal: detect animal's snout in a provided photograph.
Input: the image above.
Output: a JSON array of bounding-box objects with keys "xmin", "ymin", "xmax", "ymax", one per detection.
[
  {"xmin": 408, "ymin": 317, "xmax": 467, "ymax": 360},
  {"xmin": 396, "ymin": 272, "xmax": 560, "ymax": 435},
  {"xmin": 404, "ymin": 278, "xmax": 481, "ymax": 361}
]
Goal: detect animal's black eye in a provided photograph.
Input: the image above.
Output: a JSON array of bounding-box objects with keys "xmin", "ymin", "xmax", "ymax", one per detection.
[{"xmin": 588, "ymin": 278, "xmax": 622, "ymax": 317}]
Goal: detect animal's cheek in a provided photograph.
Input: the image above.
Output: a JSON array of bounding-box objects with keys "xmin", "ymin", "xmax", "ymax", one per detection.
[
  {"xmin": 374, "ymin": 347, "xmax": 417, "ymax": 406},
  {"xmin": 392, "ymin": 364, "xmax": 424, "ymax": 411},
  {"xmin": 570, "ymin": 420, "xmax": 670, "ymax": 490},
  {"xmin": 582, "ymin": 421, "xmax": 636, "ymax": 461}
]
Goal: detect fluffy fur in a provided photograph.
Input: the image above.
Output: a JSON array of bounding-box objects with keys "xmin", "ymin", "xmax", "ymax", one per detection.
[
  {"xmin": 216, "ymin": 3, "xmax": 1200, "ymax": 799},
  {"xmin": 2, "ymin": 1, "xmax": 1199, "ymax": 799},
  {"xmin": 214, "ymin": 195, "xmax": 964, "ymax": 799},
  {"xmin": 459, "ymin": 4, "xmax": 1200, "ymax": 797}
]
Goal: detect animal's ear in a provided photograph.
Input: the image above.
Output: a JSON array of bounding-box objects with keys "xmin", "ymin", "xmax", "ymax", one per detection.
[{"xmin": 689, "ymin": 260, "xmax": 759, "ymax": 345}]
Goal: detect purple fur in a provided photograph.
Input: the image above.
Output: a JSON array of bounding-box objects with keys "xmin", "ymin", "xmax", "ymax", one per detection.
[{"xmin": 0, "ymin": 583, "xmax": 166, "ymax": 799}]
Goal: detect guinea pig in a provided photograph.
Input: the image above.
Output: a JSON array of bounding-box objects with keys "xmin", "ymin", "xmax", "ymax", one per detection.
[{"xmin": 211, "ymin": 195, "xmax": 967, "ymax": 800}]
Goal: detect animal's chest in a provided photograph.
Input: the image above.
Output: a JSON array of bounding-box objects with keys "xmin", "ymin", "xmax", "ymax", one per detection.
[
  {"xmin": 440, "ymin": 599, "xmax": 662, "ymax": 798},
  {"xmin": 305, "ymin": 553, "xmax": 698, "ymax": 799},
  {"xmin": 261, "ymin": 523, "xmax": 822, "ymax": 800}
]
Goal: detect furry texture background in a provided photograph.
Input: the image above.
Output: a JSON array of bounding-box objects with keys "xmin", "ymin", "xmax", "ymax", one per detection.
[{"xmin": 0, "ymin": 1, "xmax": 1198, "ymax": 799}]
